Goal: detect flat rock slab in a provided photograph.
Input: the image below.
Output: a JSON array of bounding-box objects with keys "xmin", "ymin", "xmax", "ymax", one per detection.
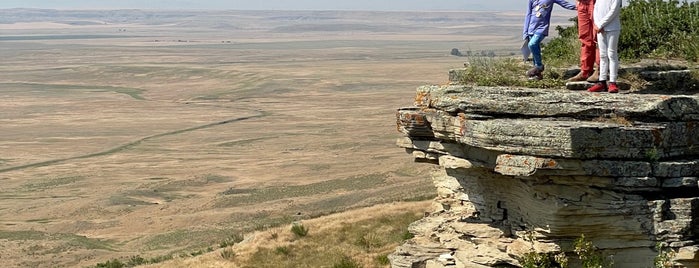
[
  {"xmin": 402, "ymin": 109, "xmax": 699, "ymax": 159},
  {"xmin": 414, "ymin": 85, "xmax": 699, "ymax": 121},
  {"xmin": 400, "ymin": 85, "xmax": 699, "ymax": 159}
]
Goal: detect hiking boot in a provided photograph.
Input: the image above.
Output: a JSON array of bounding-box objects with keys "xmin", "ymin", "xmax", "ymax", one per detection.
[
  {"xmin": 528, "ymin": 72, "xmax": 543, "ymax": 81},
  {"xmin": 526, "ymin": 66, "xmax": 544, "ymax": 81},
  {"xmin": 567, "ymin": 70, "xmax": 590, "ymax": 82},
  {"xmin": 586, "ymin": 69, "xmax": 600, "ymax": 82},
  {"xmin": 525, "ymin": 66, "xmax": 538, "ymax": 76},
  {"xmin": 587, "ymin": 81, "xmax": 607, "ymax": 92},
  {"xmin": 607, "ymin": 82, "xmax": 619, "ymax": 93}
]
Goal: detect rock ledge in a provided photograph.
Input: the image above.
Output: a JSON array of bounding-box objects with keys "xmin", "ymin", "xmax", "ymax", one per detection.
[{"xmin": 391, "ymin": 82, "xmax": 699, "ymax": 267}]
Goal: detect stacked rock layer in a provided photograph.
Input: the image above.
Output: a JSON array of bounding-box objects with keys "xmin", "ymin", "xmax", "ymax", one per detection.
[{"xmin": 390, "ymin": 82, "xmax": 699, "ymax": 267}]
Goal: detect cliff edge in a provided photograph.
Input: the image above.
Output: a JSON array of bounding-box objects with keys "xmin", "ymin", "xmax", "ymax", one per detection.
[{"xmin": 391, "ymin": 69, "xmax": 699, "ymax": 267}]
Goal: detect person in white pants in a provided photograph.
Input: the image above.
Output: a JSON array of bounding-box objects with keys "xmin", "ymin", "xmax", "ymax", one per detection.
[{"xmin": 588, "ymin": 0, "xmax": 622, "ymax": 93}]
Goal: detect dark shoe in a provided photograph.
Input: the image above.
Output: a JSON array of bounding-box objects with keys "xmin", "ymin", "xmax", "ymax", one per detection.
[
  {"xmin": 526, "ymin": 66, "xmax": 544, "ymax": 81},
  {"xmin": 608, "ymin": 82, "xmax": 619, "ymax": 93},
  {"xmin": 586, "ymin": 69, "xmax": 600, "ymax": 82},
  {"xmin": 525, "ymin": 66, "xmax": 538, "ymax": 76},
  {"xmin": 567, "ymin": 70, "xmax": 590, "ymax": 82},
  {"xmin": 587, "ymin": 81, "xmax": 607, "ymax": 92},
  {"xmin": 528, "ymin": 73, "xmax": 543, "ymax": 81}
]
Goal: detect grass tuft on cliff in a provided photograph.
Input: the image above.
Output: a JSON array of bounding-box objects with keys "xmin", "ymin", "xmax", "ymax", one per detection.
[{"xmin": 460, "ymin": 57, "xmax": 568, "ymax": 89}]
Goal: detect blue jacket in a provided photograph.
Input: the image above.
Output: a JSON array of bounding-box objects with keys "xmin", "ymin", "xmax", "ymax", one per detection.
[{"xmin": 523, "ymin": 0, "xmax": 576, "ymax": 38}]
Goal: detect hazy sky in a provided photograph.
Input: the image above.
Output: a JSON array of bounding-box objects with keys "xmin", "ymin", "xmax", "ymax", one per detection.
[{"xmin": 0, "ymin": 0, "xmax": 529, "ymax": 11}]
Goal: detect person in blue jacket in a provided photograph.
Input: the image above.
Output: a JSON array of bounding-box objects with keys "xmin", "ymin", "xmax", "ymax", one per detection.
[{"xmin": 523, "ymin": 0, "xmax": 577, "ymax": 80}]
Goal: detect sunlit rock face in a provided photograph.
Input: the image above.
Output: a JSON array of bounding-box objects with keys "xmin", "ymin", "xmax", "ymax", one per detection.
[{"xmin": 391, "ymin": 77, "xmax": 699, "ymax": 267}]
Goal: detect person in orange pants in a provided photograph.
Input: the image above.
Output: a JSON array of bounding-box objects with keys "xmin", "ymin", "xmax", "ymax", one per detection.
[{"xmin": 568, "ymin": 0, "xmax": 600, "ymax": 82}]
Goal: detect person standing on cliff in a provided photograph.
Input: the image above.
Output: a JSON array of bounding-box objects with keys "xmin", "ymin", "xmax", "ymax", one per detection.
[
  {"xmin": 587, "ymin": 0, "xmax": 622, "ymax": 93},
  {"xmin": 568, "ymin": 0, "xmax": 601, "ymax": 82},
  {"xmin": 523, "ymin": 0, "xmax": 577, "ymax": 80}
]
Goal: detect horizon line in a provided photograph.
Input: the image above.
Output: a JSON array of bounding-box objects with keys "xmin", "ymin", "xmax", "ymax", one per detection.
[{"xmin": 0, "ymin": 7, "xmax": 521, "ymax": 12}]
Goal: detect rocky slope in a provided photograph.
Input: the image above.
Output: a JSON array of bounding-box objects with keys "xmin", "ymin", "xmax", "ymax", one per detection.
[{"xmin": 391, "ymin": 69, "xmax": 699, "ymax": 267}]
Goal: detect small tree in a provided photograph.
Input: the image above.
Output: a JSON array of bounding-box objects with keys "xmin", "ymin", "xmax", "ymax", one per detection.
[{"xmin": 574, "ymin": 234, "xmax": 613, "ymax": 268}]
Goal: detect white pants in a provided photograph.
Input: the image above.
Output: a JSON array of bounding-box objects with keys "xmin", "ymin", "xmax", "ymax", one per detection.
[{"xmin": 597, "ymin": 30, "xmax": 620, "ymax": 82}]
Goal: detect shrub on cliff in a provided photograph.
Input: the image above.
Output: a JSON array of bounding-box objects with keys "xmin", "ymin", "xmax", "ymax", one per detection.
[
  {"xmin": 621, "ymin": 0, "xmax": 699, "ymax": 61},
  {"xmin": 541, "ymin": 19, "xmax": 580, "ymax": 67}
]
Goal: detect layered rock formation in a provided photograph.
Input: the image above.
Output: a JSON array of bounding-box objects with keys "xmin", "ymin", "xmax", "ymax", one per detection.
[{"xmin": 390, "ymin": 72, "xmax": 699, "ymax": 267}]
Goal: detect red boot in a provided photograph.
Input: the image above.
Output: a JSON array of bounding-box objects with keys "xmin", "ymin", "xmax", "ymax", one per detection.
[
  {"xmin": 587, "ymin": 81, "xmax": 607, "ymax": 92},
  {"xmin": 607, "ymin": 82, "xmax": 619, "ymax": 93}
]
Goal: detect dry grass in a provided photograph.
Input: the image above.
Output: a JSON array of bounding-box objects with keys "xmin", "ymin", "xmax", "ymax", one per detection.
[
  {"xmin": 142, "ymin": 201, "xmax": 431, "ymax": 268},
  {"xmin": 619, "ymin": 72, "xmax": 651, "ymax": 92}
]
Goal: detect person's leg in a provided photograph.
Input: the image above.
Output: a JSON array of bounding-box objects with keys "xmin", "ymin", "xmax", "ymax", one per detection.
[
  {"xmin": 528, "ymin": 34, "xmax": 545, "ymax": 69},
  {"xmin": 587, "ymin": 0, "xmax": 601, "ymax": 82},
  {"xmin": 606, "ymin": 30, "xmax": 621, "ymax": 93},
  {"xmin": 577, "ymin": 1, "xmax": 595, "ymax": 74},
  {"xmin": 569, "ymin": 1, "xmax": 596, "ymax": 81},
  {"xmin": 607, "ymin": 30, "xmax": 620, "ymax": 83},
  {"xmin": 526, "ymin": 34, "xmax": 545, "ymax": 80},
  {"xmin": 586, "ymin": 30, "xmax": 601, "ymax": 82},
  {"xmin": 597, "ymin": 31, "xmax": 609, "ymax": 82},
  {"xmin": 588, "ymin": 31, "xmax": 609, "ymax": 92}
]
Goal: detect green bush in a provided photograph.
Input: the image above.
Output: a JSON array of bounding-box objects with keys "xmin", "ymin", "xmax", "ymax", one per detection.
[
  {"xmin": 620, "ymin": 0, "xmax": 699, "ymax": 61},
  {"xmin": 355, "ymin": 233, "xmax": 383, "ymax": 250},
  {"xmin": 520, "ymin": 251, "xmax": 568, "ymax": 268},
  {"xmin": 519, "ymin": 231, "xmax": 569, "ymax": 268},
  {"xmin": 220, "ymin": 233, "xmax": 245, "ymax": 248},
  {"xmin": 125, "ymin": 256, "xmax": 147, "ymax": 266},
  {"xmin": 654, "ymin": 243, "xmax": 676, "ymax": 268},
  {"xmin": 401, "ymin": 230, "xmax": 414, "ymax": 240},
  {"xmin": 291, "ymin": 222, "xmax": 309, "ymax": 238},
  {"xmin": 542, "ymin": 18, "xmax": 581, "ymax": 66},
  {"xmin": 333, "ymin": 255, "xmax": 363, "ymax": 268},
  {"xmin": 275, "ymin": 246, "xmax": 291, "ymax": 255},
  {"xmin": 375, "ymin": 254, "xmax": 391, "ymax": 265},
  {"xmin": 220, "ymin": 248, "xmax": 236, "ymax": 260},
  {"xmin": 94, "ymin": 259, "xmax": 125, "ymax": 268},
  {"xmin": 93, "ymin": 254, "xmax": 173, "ymax": 267},
  {"xmin": 574, "ymin": 234, "xmax": 613, "ymax": 268}
]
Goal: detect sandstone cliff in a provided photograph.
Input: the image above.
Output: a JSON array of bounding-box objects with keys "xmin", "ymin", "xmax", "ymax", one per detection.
[{"xmin": 391, "ymin": 69, "xmax": 699, "ymax": 267}]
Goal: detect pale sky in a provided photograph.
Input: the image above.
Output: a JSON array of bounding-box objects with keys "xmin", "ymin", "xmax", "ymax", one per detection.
[
  {"xmin": 0, "ymin": 0, "xmax": 528, "ymax": 11},
  {"xmin": 2, "ymin": 0, "xmax": 690, "ymax": 11}
]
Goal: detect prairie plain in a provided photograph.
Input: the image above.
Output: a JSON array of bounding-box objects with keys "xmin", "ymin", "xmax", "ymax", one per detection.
[{"xmin": 0, "ymin": 9, "xmax": 573, "ymax": 267}]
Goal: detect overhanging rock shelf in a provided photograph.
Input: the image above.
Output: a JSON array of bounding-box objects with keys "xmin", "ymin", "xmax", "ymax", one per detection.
[{"xmin": 390, "ymin": 76, "xmax": 699, "ymax": 267}]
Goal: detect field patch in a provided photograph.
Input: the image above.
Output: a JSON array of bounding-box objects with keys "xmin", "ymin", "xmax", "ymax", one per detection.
[
  {"xmin": 214, "ymin": 173, "xmax": 387, "ymax": 208},
  {"xmin": 0, "ymin": 82, "xmax": 145, "ymax": 100}
]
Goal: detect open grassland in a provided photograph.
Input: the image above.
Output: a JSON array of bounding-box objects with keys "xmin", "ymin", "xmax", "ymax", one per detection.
[{"xmin": 0, "ymin": 9, "xmax": 573, "ymax": 267}]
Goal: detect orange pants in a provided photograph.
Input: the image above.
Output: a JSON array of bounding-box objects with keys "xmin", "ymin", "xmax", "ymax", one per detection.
[{"xmin": 577, "ymin": 0, "xmax": 600, "ymax": 74}]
